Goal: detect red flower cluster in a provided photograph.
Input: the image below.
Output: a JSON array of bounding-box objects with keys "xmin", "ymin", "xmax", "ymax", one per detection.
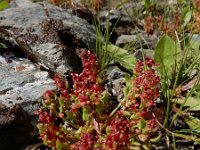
[
  {"xmin": 195, "ymin": 0, "xmax": 200, "ymax": 9},
  {"xmin": 54, "ymin": 74, "xmax": 69, "ymax": 98},
  {"xmin": 35, "ymin": 109, "xmax": 56, "ymax": 124},
  {"xmin": 71, "ymin": 50, "xmax": 103, "ymax": 108},
  {"xmin": 35, "ymin": 110, "xmax": 69, "ymax": 149},
  {"xmin": 105, "ymin": 118, "xmax": 130, "ymax": 149},
  {"xmin": 79, "ymin": 133, "xmax": 96, "ymax": 150},
  {"xmin": 127, "ymin": 57, "xmax": 160, "ymax": 143},
  {"xmin": 144, "ymin": 16, "xmax": 154, "ymax": 34},
  {"xmin": 129, "ymin": 57, "xmax": 160, "ymax": 110},
  {"xmin": 144, "ymin": 10, "xmax": 181, "ymax": 37}
]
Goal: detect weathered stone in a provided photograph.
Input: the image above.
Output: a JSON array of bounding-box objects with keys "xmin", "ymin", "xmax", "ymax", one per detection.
[
  {"xmin": 115, "ymin": 33, "xmax": 158, "ymax": 49},
  {"xmin": 0, "ymin": 0, "xmax": 96, "ymax": 75},
  {"xmin": 100, "ymin": 9, "xmax": 132, "ymax": 28},
  {"xmin": 107, "ymin": 67, "xmax": 126, "ymax": 82},
  {"xmin": 115, "ymin": 34, "xmax": 137, "ymax": 46},
  {"xmin": 0, "ymin": 42, "xmax": 56, "ymax": 149},
  {"xmin": 106, "ymin": 67, "xmax": 126, "ymax": 100}
]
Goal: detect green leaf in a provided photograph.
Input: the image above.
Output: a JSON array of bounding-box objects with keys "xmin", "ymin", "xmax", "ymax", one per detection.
[
  {"xmin": 125, "ymin": 74, "xmax": 131, "ymax": 86},
  {"xmin": 82, "ymin": 107, "xmax": 89, "ymax": 121},
  {"xmin": 0, "ymin": 1, "xmax": 8, "ymax": 11},
  {"xmin": 150, "ymin": 131, "xmax": 162, "ymax": 143},
  {"xmin": 184, "ymin": 115, "xmax": 200, "ymax": 133},
  {"xmin": 183, "ymin": 9, "xmax": 192, "ymax": 26},
  {"xmin": 124, "ymin": 74, "xmax": 131, "ymax": 99},
  {"xmin": 115, "ymin": 0, "xmax": 129, "ymax": 9},
  {"xmin": 144, "ymin": 0, "xmax": 151, "ymax": 9},
  {"xmin": 154, "ymin": 34, "xmax": 181, "ymax": 78},
  {"xmin": 189, "ymin": 39, "xmax": 200, "ymax": 58},
  {"xmin": 106, "ymin": 44, "xmax": 136, "ymax": 72},
  {"xmin": 56, "ymin": 139, "xmax": 63, "ymax": 150},
  {"xmin": 96, "ymin": 90, "xmax": 110, "ymax": 113},
  {"xmin": 173, "ymin": 97, "xmax": 200, "ymax": 111},
  {"xmin": 135, "ymin": 118, "xmax": 146, "ymax": 130},
  {"xmin": 43, "ymin": 135, "xmax": 48, "ymax": 145},
  {"xmin": 0, "ymin": 43, "xmax": 7, "ymax": 48},
  {"xmin": 131, "ymin": 141, "xmax": 141, "ymax": 146},
  {"xmin": 101, "ymin": 90, "xmax": 109, "ymax": 103}
]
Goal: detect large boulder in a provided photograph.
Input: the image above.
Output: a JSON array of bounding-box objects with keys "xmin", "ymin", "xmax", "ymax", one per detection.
[
  {"xmin": 0, "ymin": 39, "xmax": 56, "ymax": 149},
  {"xmin": 0, "ymin": 0, "xmax": 96, "ymax": 75}
]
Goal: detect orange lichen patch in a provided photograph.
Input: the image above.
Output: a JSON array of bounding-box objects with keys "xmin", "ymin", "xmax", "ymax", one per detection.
[{"xmin": 15, "ymin": 66, "xmax": 26, "ymax": 71}]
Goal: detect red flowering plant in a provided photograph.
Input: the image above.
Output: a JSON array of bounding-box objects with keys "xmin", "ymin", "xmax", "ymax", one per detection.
[
  {"xmin": 144, "ymin": 10, "xmax": 182, "ymax": 38},
  {"xmin": 35, "ymin": 50, "xmax": 161, "ymax": 149}
]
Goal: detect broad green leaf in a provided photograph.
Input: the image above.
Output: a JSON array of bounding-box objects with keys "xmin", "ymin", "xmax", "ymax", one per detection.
[
  {"xmin": 154, "ymin": 34, "xmax": 181, "ymax": 78},
  {"xmin": 106, "ymin": 44, "xmax": 136, "ymax": 72},
  {"xmin": 0, "ymin": 1, "xmax": 8, "ymax": 11},
  {"xmin": 173, "ymin": 97, "xmax": 200, "ymax": 111},
  {"xmin": 190, "ymin": 39, "xmax": 200, "ymax": 51},
  {"xmin": 184, "ymin": 115, "xmax": 200, "ymax": 133},
  {"xmin": 190, "ymin": 39, "xmax": 200, "ymax": 58}
]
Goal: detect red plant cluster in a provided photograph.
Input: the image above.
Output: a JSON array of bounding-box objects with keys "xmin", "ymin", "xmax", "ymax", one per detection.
[
  {"xmin": 104, "ymin": 57, "xmax": 160, "ymax": 149},
  {"xmin": 144, "ymin": 11, "xmax": 181, "ymax": 37},
  {"xmin": 130, "ymin": 57, "xmax": 160, "ymax": 109},
  {"xmin": 70, "ymin": 133, "xmax": 97, "ymax": 150},
  {"xmin": 195, "ymin": 0, "xmax": 200, "ymax": 10},
  {"xmin": 105, "ymin": 118, "xmax": 130, "ymax": 149},
  {"xmin": 35, "ymin": 109, "xmax": 56, "ymax": 124},
  {"xmin": 35, "ymin": 50, "xmax": 103, "ymax": 149},
  {"xmin": 144, "ymin": 16, "xmax": 154, "ymax": 34},
  {"xmin": 35, "ymin": 50, "xmax": 160, "ymax": 149},
  {"xmin": 50, "ymin": 0, "xmax": 60, "ymax": 5},
  {"xmin": 127, "ymin": 57, "xmax": 160, "ymax": 143},
  {"xmin": 35, "ymin": 109, "xmax": 70, "ymax": 150},
  {"xmin": 71, "ymin": 50, "xmax": 103, "ymax": 110}
]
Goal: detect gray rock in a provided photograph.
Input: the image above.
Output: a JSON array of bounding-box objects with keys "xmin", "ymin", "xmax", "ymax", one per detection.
[
  {"xmin": 106, "ymin": 77, "xmax": 125, "ymax": 100},
  {"xmin": 116, "ymin": 33, "xmax": 158, "ymax": 49},
  {"xmin": 100, "ymin": 9, "xmax": 132, "ymax": 31},
  {"xmin": 134, "ymin": 49, "xmax": 155, "ymax": 60},
  {"xmin": 106, "ymin": 67, "xmax": 126, "ymax": 100},
  {"xmin": 107, "ymin": 67, "xmax": 126, "ymax": 82},
  {"xmin": 0, "ymin": 45, "xmax": 56, "ymax": 149},
  {"xmin": 0, "ymin": 0, "xmax": 96, "ymax": 75},
  {"xmin": 190, "ymin": 34, "xmax": 200, "ymax": 43},
  {"xmin": 115, "ymin": 34, "xmax": 137, "ymax": 46}
]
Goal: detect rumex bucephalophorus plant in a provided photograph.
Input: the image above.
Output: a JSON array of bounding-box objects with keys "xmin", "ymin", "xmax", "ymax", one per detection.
[{"xmin": 35, "ymin": 50, "xmax": 160, "ymax": 150}]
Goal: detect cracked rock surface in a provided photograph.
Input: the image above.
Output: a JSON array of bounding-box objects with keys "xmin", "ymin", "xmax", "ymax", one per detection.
[
  {"xmin": 0, "ymin": 39, "xmax": 56, "ymax": 150},
  {"xmin": 0, "ymin": 0, "xmax": 96, "ymax": 75}
]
